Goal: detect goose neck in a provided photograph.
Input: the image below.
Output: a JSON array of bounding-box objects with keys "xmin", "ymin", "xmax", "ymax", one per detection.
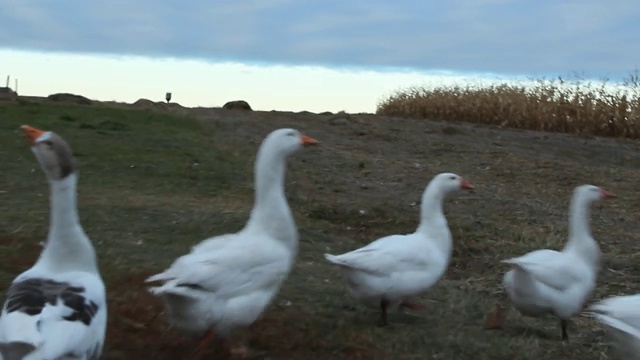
[
  {"xmin": 49, "ymin": 174, "xmax": 81, "ymax": 232},
  {"xmin": 568, "ymin": 195, "xmax": 592, "ymax": 241},
  {"xmin": 254, "ymin": 149, "xmax": 287, "ymax": 209},
  {"xmin": 415, "ymin": 186, "xmax": 451, "ymax": 254},
  {"xmin": 39, "ymin": 173, "xmax": 98, "ymax": 273},
  {"xmin": 564, "ymin": 195, "xmax": 600, "ymax": 267},
  {"xmin": 418, "ymin": 185, "xmax": 446, "ymax": 225},
  {"xmin": 246, "ymin": 148, "xmax": 297, "ymax": 246}
]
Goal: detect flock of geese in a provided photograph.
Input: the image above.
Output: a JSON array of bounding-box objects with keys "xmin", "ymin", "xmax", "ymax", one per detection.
[{"xmin": 0, "ymin": 124, "xmax": 638, "ymax": 359}]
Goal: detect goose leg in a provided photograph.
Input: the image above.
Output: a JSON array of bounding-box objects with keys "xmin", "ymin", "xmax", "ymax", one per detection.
[
  {"xmin": 484, "ymin": 304, "xmax": 504, "ymax": 330},
  {"xmin": 215, "ymin": 336, "xmax": 233, "ymax": 360},
  {"xmin": 484, "ymin": 290, "xmax": 509, "ymax": 330},
  {"xmin": 561, "ymin": 320, "xmax": 568, "ymax": 341},
  {"xmin": 230, "ymin": 345, "xmax": 267, "ymax": 359},
  {"xmin": 193, "ymin": 330, "xmax": 216, "ymax": 359},
  {"xmin": 193, "ymin": 332, "xmax": 235, "ymax": 360},
  {"xmin": 229, "ymin": 328, "xmax": 267, "ymax": 359},
  {"xmin": 400, "ymin": 298, "xmax": 428, "ymax": 311},
  {"xmin": 378, "ymin": 299, "xmax": 389, "ymax": 327}
]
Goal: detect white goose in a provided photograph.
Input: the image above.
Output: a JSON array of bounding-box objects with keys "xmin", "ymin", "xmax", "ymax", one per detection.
[
  {"xmin": 590, "ymin": 294, "xmax": 640, "ymax": 358},
  {"xmin": 324, "ymin": 172, "xmax": 474, "ymax": 326},
  {"xmin": 0, "ymin": 125, "xmax": 107, "ymax": 359},
  {"xmin": 490, "ymin": 184, "xmax": 614, "ymax": 340},
  {"xmin": 146, "ymin": 128, "xmax": 318, "ymax": 358}
]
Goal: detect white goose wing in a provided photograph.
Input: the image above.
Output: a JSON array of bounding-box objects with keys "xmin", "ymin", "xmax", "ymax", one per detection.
[
  {"xmin": 0, "ymin": 270, "xmax": 107, "ymax": 360},
  {"xmin": 147, "ymin": 236, "xmax": 292, "ymax": 299},
  {"xmin": 324, "ymin": 234, "xmax": 431, "ymax": 275},
  {"xmin": 591, "ymin": 295, "xmax": 640, "ymax": 358},
  {"xmin": 591, "ymin": 294, "xmax": 640, "ymax": 333},
  {"xmin": 502, "ymin": 249, "xmax": 590, "ymax": 290}
]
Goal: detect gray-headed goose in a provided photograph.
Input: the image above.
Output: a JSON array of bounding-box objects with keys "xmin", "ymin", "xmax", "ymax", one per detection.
[{"xmin": 0, "ymin": 125, "xmax": 107, "ymax": 359}]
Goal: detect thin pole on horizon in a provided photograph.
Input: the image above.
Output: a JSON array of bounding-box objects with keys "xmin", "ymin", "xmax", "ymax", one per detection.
[
  {"xmin": 5, "ymin": 75, "xmax": 8, "ymax": 88},
  {"xmin": 15, "ymin": 79, "xmax": 18, "ymax": 94}
]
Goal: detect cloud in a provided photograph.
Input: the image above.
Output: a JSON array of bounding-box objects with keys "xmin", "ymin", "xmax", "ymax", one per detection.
[{"xmin": 0, "ymin": 0, "xmax": 638, "ymax": 79}]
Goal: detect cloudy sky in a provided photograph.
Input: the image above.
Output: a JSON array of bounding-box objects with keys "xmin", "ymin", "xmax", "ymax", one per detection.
[{"xmin": 1, "ymin": 0, "xmax": 638, "ymax": 112}]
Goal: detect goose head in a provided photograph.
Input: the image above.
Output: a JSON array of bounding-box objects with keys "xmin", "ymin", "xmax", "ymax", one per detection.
[
  {"xmin": 431, "ymin": 172, "xmax": 475, "ymax": 194},
  {"xmin": 574, "ymin": 184, "xmax": 615, "ymax": 204},
  {"xmin": 21, "ymin": 125, "xmax": 77, "ymax": 181},
  {"xmin": 261, "ymin": 128, "xmax": 318, "ymax": 158}
]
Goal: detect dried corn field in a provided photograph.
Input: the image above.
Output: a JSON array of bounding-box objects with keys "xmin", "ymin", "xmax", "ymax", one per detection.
[{"xmin": 377, "ymin": 71, "xmax": 640, "ymax": 139}]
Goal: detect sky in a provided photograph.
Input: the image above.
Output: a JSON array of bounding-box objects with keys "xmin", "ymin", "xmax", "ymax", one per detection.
[{"xmin": 1, "ymin": 0, "xmax": 639, "ymax": 112}]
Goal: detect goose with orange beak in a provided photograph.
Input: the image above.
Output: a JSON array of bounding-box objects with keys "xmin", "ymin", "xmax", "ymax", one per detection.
[
  {"xmin": 147, "ymin": 128, "xmax": 318, "ymax": 358},
  {"xmin": 324, "ymin": 172, "xmax": 474, "ymax": 326},
  {"xmin": 0, "ymin": 125, "xmax": 107, "ymax": 359},
  {"xmin": 487, "ymin": 184, "xmax": 614, "ymax": 340}
]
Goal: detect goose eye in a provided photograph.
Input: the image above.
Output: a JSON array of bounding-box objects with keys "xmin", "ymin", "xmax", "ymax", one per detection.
[
  {"xmin": 43, "ymin": 140, "xmax": 53, "ymax": 147},
  {"xmin": 449, "ymin": 175, "xmax": 456, "ymax": 180}
]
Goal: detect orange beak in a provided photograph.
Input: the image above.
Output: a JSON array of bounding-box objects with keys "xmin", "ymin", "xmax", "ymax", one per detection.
[
  {"xmin": 600, "ymin": 189, "xmax": 615, "ymax": 198},
  {"xmin": 460, "ymin": 179, "xmax": 475, "ymax": 190},
  {"xmin": 21, "ymin": 125, "xmax": 46, "ymax": 145},
  {"xmin": 300, "ymin": 134, "xmax": 319, "ymax": 147}
]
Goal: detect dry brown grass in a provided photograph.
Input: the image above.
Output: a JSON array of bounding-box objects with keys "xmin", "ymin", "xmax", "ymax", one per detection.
[{"xmin": 377, "ymin": 71, "xmax": 640, "ymax": 139}]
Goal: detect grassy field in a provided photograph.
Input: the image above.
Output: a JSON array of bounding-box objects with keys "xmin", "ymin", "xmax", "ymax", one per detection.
[{"xmin": 1, "ymin": 99, "xmax": 640, "ymax": 359}]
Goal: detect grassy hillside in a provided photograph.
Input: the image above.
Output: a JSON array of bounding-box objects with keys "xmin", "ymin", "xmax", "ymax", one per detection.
[{"xmin": 1, "ymin": 100, "xmax": 640, "ymax": 359}]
